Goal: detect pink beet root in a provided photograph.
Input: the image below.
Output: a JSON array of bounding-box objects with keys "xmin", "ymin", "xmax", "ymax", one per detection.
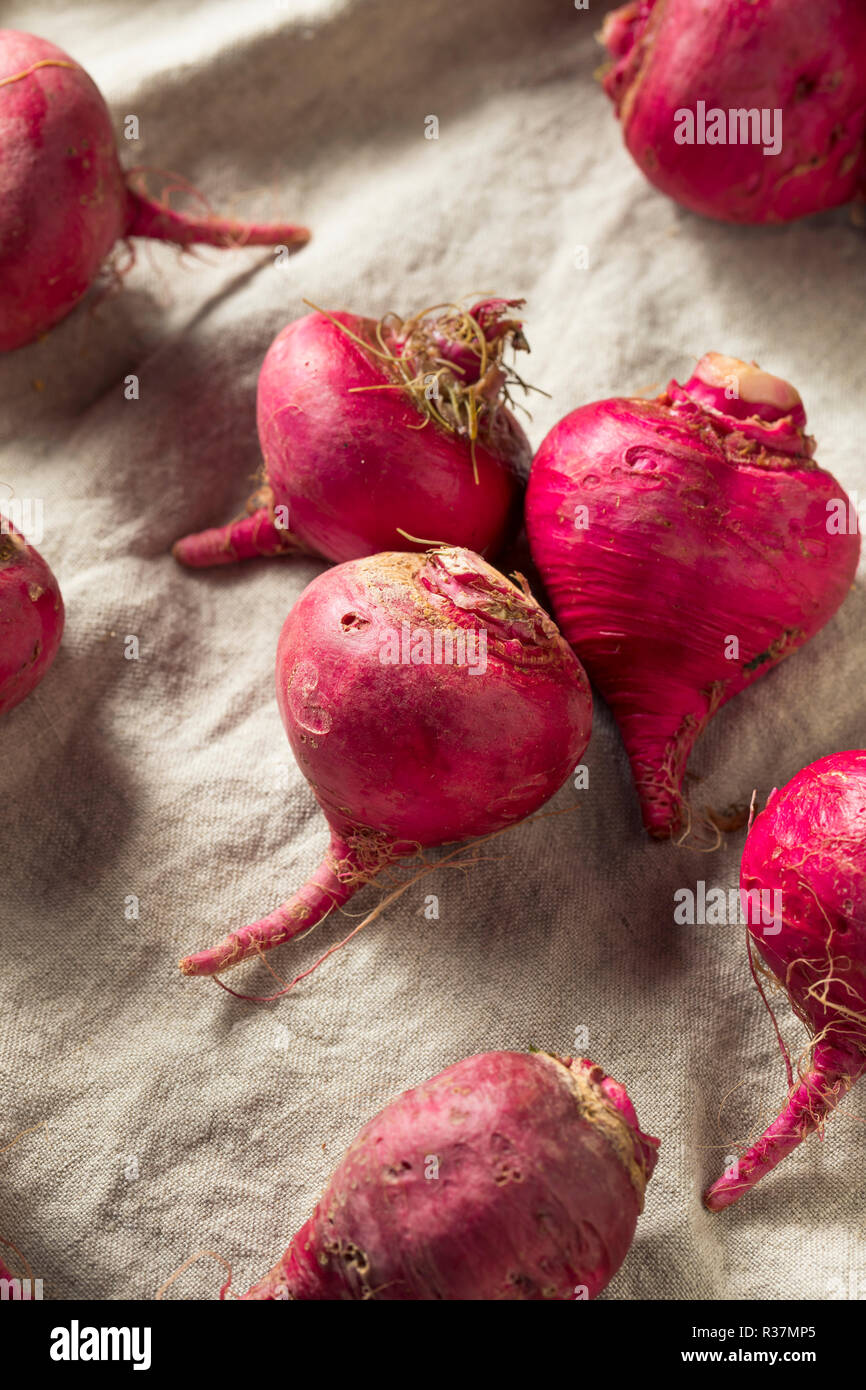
[
  {"xmin": 525, "ymin": 353, "xmax": 860, "ymax": 839},
  {"xmin": 240, "ymin": 1050, "xmax": 658, "ymax": 1300},
  {"xmin": 172, "ymin": 298, "xmax": 531, "ymax": 567},
  {"xmin": 0, "ymin": 30, "xmax": 310, "ymax": 352},
  {"xmin": 704, "ymin": 750, "xmax": 866, "ymax": 1212},
  {"xmin": 600, "ymin": 0, "xmax": 866, "ymax": 223},
  {"xmin": 180, "ymin": 547, "xmax": 591, "ymax": 979},
  {"xmin": 0, "ymin": 520, "xmax": 64, "ymax": 717}
]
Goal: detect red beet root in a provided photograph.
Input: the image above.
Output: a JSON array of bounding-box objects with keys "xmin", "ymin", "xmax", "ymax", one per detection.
[
  {"xmin": 179, "ymin": 547, "xmax": 591, "ymax": 980},
  {"xmin": 600, "ymin": 0, "xmax": 866, "ymax": 224},
  {"xmin": 525, "ymin": 353, "xmax": 860, "ymax": 838},
  {"xmin": 0, "ymin": 520, "xmax": 64, "ymax": 717},
  {"xmin": 0, "ymin": 29, "xmax": 309, "ymax": 352},
  {"xmin": 704, "ymin": 750, "xmax": 866, "ymax": 1211},
  {"xmin": 172, "ymin": 298, "xmax": 532, "ymax": 568},
  {"xmin": 241, "ymin": 1050, "xmax": 659, "ymax": 1300}
]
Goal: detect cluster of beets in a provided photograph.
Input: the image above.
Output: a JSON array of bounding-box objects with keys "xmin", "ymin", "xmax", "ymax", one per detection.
[{"xmin": 2, "ymin": 6, "xmax": 865, "ymax": 1300}]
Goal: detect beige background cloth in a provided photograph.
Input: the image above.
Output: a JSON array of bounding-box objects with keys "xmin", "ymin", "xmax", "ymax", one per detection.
[{"xmin": 1, "ymin": 0, "xmax": 864, "ymax": 1301}]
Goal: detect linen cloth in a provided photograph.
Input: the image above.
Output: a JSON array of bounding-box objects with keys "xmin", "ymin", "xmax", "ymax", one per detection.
[{"xmin": 1, "ymin": 0, "xmax": 864, "ymax": 1301}]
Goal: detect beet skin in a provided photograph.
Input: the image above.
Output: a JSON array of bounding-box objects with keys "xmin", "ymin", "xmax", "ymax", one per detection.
[
  {"xmin": 173, "ymin": 300, "xmax": 531, "ymax": 568},
  {"xmin": 0, "ymin": 521, "xmax": 64, "ymax": 717},
  {"xmin": 704, "ymin": 750, "xmax": 866, "ymax": 1211},
  {"xmin": 600, "ymin": 0, "xmax": 866, "ymax": 223},
  {"xmin": 242, "ymin": 1051, "xmax": 659, "ymax": 1300},
  {"xmin": 180, "ymin": 548, "xmax": 592, "ymax": 980},
  {"xmin": 526, "ymin": 353, "xmax": 860, "ymax": 838},
  {"xmin": 0, "ymin": 29, "xmax": 309, "ymax": 352}
]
